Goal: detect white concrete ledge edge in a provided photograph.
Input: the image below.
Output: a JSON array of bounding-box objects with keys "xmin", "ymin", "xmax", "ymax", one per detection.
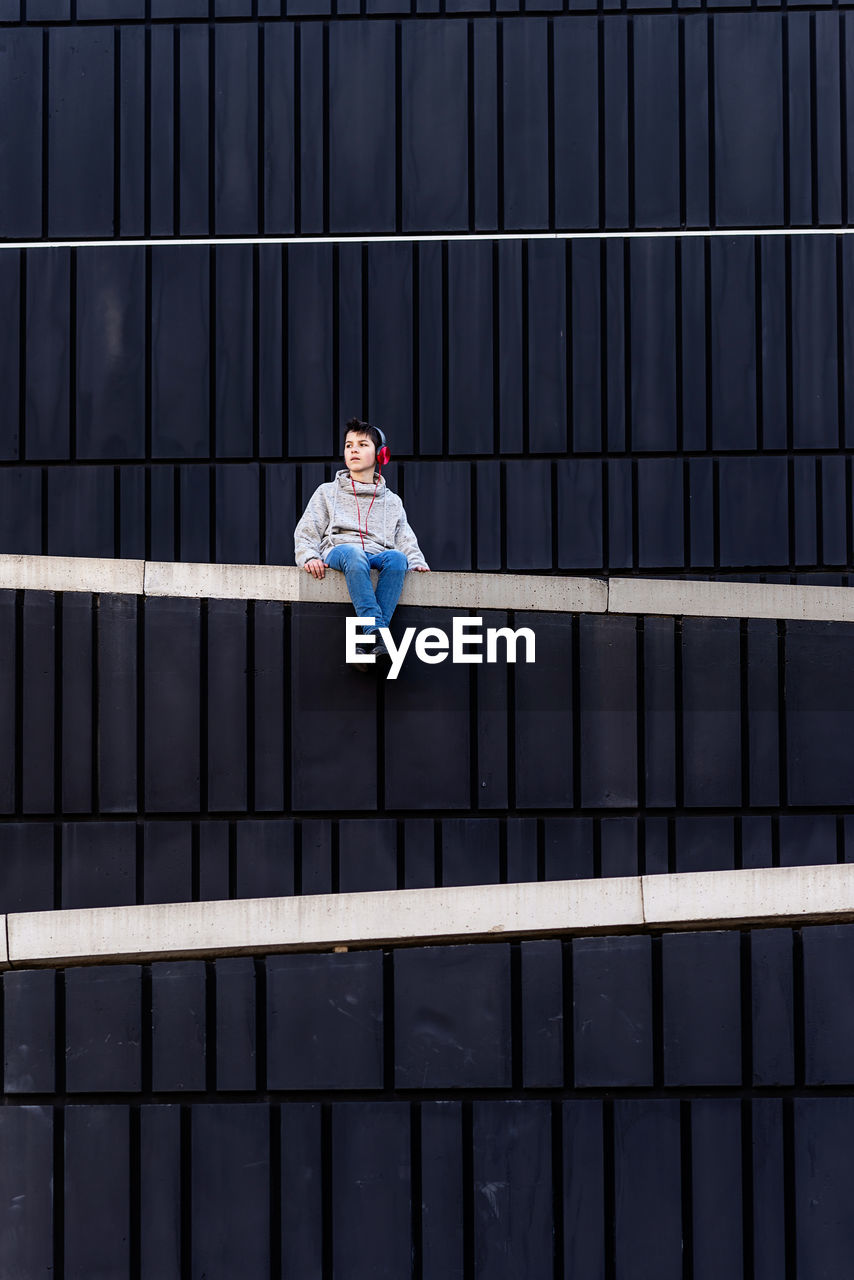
[{"xmin": 6, "ymin": 863, "xmax": 854, "ymax": 969}]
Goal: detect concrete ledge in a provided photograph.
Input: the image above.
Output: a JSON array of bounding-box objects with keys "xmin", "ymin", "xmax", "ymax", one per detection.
[
  {"xmin": 7, "ymin": 863, "xmax": 854, "ymax": 968},
  {"xmin": 609, "ymin": 576, "xmax": 854, "ymax": 623},
  {"xmin": 0, "ymin": 552, "xmax": 852, "ymax": 622},
  {"xmin": 0, "ymin": 553, "xmax": 145, "ymax": 596}
]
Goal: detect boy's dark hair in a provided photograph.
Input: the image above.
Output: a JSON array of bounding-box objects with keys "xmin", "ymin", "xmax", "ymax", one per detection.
[{"xmin": 343, "ymin": 418, "xmax": 383, "ymax": 453}]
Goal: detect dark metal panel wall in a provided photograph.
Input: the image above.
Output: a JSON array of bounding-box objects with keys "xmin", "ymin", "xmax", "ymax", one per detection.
[
  {"xmin": 0, "ymin": 15, "xmax": 850, "ymax": 237},
  {"xmin": 2, "ymin": 589, "xmax": 854, "ymax": 910},
  {"xmin": 0, "ymin": 238, "xmax": 853, "ymax": 576},
  {"xmin": 1, "ymin": 926, "xmax": 854, "ymax": 1275}
]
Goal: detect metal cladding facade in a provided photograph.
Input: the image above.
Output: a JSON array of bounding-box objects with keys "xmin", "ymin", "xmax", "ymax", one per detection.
[{"xmin": 1, "ymin": 0, "xmax": 854, "ymax": 1274}]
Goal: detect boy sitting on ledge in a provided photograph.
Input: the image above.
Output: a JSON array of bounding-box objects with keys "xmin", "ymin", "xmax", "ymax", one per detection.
[{"xmin": 294, "ymin": 419, "xmax": 430, "ymax": 663}]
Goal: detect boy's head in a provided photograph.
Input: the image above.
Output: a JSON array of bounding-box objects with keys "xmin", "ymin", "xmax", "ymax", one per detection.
[{"xmin": 344, "ymin": 418, "xmax": 384, "ymax": 478}]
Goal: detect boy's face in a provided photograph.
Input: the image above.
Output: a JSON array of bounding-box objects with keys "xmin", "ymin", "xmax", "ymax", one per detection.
[{"xmin": 344, "ymin": 431, "xmax": 377, "ymax": 475}]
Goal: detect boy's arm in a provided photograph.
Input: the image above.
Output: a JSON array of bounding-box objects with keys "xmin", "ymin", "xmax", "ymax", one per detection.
[
  {"xmin": 293, "ymin": 486, "xmax": 331, "ymax": 567},
  {"xmin": 394, "ymin": 504, "xmax": 430, "ymax": 570}
]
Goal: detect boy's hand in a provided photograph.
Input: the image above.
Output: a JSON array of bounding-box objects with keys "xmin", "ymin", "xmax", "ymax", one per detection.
[
  {"xmin": 412, "ymin": 565, "xmax": 430, "ymax": 572},
  {"xmin": 303, "ymin": 559, "xmax": 326, "ymax": 579}
]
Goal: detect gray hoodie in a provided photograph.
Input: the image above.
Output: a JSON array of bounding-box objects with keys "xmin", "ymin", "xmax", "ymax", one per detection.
[{"xmin": 293, "ymin": 470, "xmax": 429, "ymax": 569}]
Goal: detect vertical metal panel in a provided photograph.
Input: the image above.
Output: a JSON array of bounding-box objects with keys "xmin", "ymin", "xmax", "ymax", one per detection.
[
  {"xmin": 4, "ymin": 969, "xmax": 56, "ymax": 1093},
  {"xmin": 0, "ymin": 32, "xmax": 42, "ymax": 238},
  {"xmin": 151, "ymin": 246, "xmax": 211, "ymax": 458},
  {"xmin": 0, "ymin": 254, "xmax": 21, "ymax": 461},
  {"xmin": 637, "ymin": 459, "xmax": 683, "ymax": 567},
  {"xmin": 65, "ymin": 1107, "xmax": 130, "ymax": 1280},
  {"xmin": 794, "ymin": 1099, "xmax": 854, "ymax": 1280},
  {"xmin": 152, "ymin": 961, "xmax": 207, "ymax": 1091},
  {"xmin": 144, "ymin": 597, "xmax": 201, "ymax": 812},
  {"xmin": 752, "ymin": 1099, "xmax": 787, "ymax": 1280},
  {"xmin": 545, "ymin": 815, "xmax": 594, "ymax": 880},
  {"xmin": 643, "ymin": 617, "xmax": 676, "ymax": 807},
  {"xmin": 633, "ymin": 16, "xmax": 680, "ymax": 227},
  {"xmin": 528, "ymin": 240, "xmax": 567, "ymax": 454},
  {"xmin": 214, "ymin": 25, "xmax": 258, "ymax": 235},
  {"xmin": 235, "ymin": 819, "xmax": 294, "ymax": 897},
  {"xmin": 119, "ymin": 27, "xmax": 146, "ymax": 236},
  {"xmin": 497, "ymin": 241, "xmax": 524, "ymax": 453},
  {"xmin": 447, "ymin": 241, "xmax": 494, "ymax": 454},
  {"xmin": 690, "ymin": 1100, "xmax": 744, "ymax": 1280},
  {"xmin": 332, "ymin": 1104, "xmax": 411, "ymax": 1280},
  {"xmin": 554, "ymin": 17, "xmax": 598, "ymax": 229},
  {"xmin": 46, "ymin": 466, "xmax": 114, "ymax": 558},
  {"xmin": 709, "ymin": 236, "xmax": 757, "ymax": 450},
  {"xmin": 520, "ymin": 940, "xmax": 563, "ymax": 1087},
  {"xmin": 402, "ymin": 22, "xmax": 468, "ymax": 232},
  {"xmin": 26, "ymin": 250, "xmax": 71, "ymax": 461},
  {"xmin": 21, "ymin": 592, "xmax": 55, "ymax": 816},
  {"xmin": 421, "ymin": 1103, "xmax": 464, "ymax": 1280},
  {"xmin": 472, "ymin": 1101, "xmax": 553, "ymax": 1279},
  {"xmin": 786, "ymin": 622, "xmax": 854, "ymax": 806},
  {"xmin": 441, "ymin": 817, "xmax": 500, "ymax": 886},
  {"xmin": 603, "ymin": 19, "xmax": 630, "ymax": 226},
  {"xmin": 713, "ymin": 15, "xmax": 784, "ymax": 226},
  {"xmin": 0, "ymin": 824, "xmax": 53, "ymax": 911},
  {"xmin": 662, "ymin": 931, "xmax": 742, "ymax": 1085},
  {"xmin": 329, "ymin": 23, "xmax": 396, "ymax": 234},
  {"xmin": 573, "ymin": 935, "xmax": 653, "ymax": 1086},
  {"xmin": 473, "ymin": 20, "xmax": 498, "ymax": 230},
  {"xmin": 338, "ymin": 817, "xmax": 397, "ymax": 892},
  {"xmin": 252, "ymin": 601, "xmax": 286, "ymax": 812},
  {"xmin": 280, "ymin": 1104, "xmax": 323, "ymax": 1279},
  {"xmin": 681, "ymin": 618, "xmax": 742, "ymax": 807},
  {"xmin": 557, "ymin": 460, "xmax": 603, "ymax": 569},
  {"xmin": 263, "ymin": 26, "xmax": 296, "ymax": 234},
  {"xmin": 65, "ymin": 965, "xmax": 142, "ymax": 1092},
  {"xmin": 0, "ymin": 1108, "xmax": 53, "ymax": 1278},
  {"xmin": 505, "ymin": 459, "xmax": 552, "ymax": 568},
  {"xmin": 215, "ymin": 956, "xmax": 257, "ymax": 1090},
  {"xmin": 803, "ymin": 924, "xmax": 854, "ymax": 1085},
  {"xmin": 267, "ymin": 952, "xmax": 384, "ymax": 1090},
  {"xmin": 62, "ymin": 821, "xmax": 136, "ymax": 907},
  {"xmin": 395, "ymin": 944, "xmax": 511, "ymax": 1088},
  {"xmin": 563, "ymin": 1102, "xmax": 605, "ymax": 1280},
  {"xmin": 613, "ymin": 1100, "xmax": 682, "ymax": 1280},
  {"xmin": 401, "ymin": 461, "xmax": 470, "ymax": 569},
  {"xmin": 178, "ymin": 26, "xmax": 210, "ymax": 235},
  {"xmin": 149, "ymin": 28, "xmax": 176, "ymax": 234},
  {"xmin": 751, "ymin": 929, "xmax": 795, "ymax": 1086},
  {"xmin": 674, "ymin": 814, "xmax": 734, "ymax": 873},
  {"xmin": 76, "ymin": 247, "xmax": 146, "ymax": 460},
  {"xmin": 791, "ymin": 235, "xmax": 839, "ymax": 449},
  {"xmin": 61, "ymin": 594, "xmax": 93, "ymax": 813},
  {"xmin": 291, "ymin": 605, "xmax": 377, "ymax": 812},
  {"xmin": 502, "ymin": 19, "xmax": 549, "ymax": 230},
  {"xmin": 747, "ymin": 619, "xmax": 780, "ymax": 807},
  {"xmin": 287, "ymin": 245, "xmax": 333, "ymax": 455},
  {"xmin": 140, "ymin": 1105, "xmax": 182, "ymax": 1280},
  {"xmin": 207, "ymin": 599, "xmax": 248, "ymax": 812},
  {"xmin": 383, "ymin": 607, "xmax": 471, "ymax": 810},
  {"xmin": 191, "ymin": 1105, "xmax": 270, "ymax": 1280},
  {"xmin": 579, "ymin": 615, "xmax": 638, "ymax": 807},
  {"xmin": 368, "ymin": 243, "xmax": 414, "ymax": 453},
  {"xmin": 630, "ymin": 240, "xmax": 677, "ymax": 451},
  {"xmin": 570, "ymin": 239, "xmax": 602, "ymax": 453},
  {"xmin": 514, "ymin": 613, "xmax": 572, "ymax": 809},
  {"xmin": 48, "ymin": 30, "xmax": 114, "ymax": 237},
  {"xmin": 143, "ymin": 821, "xmax": 193, "ymax": 904},
  {"xmin": 98, "ymin": 594, "xmax": 138, "ymax": 813}
]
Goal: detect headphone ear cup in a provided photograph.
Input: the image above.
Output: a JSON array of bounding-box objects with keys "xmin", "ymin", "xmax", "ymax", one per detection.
[{"xmin": 377, "ymin": 444, "xmax": 391, "ymax": 466}]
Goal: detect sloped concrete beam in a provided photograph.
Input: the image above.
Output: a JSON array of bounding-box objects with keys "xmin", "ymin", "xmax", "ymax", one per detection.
[{"xmin": 7, "ymin": 864, "xmax": 854, "ymax": 969}]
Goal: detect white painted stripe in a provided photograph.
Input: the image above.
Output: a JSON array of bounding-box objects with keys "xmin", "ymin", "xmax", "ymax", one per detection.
[
  {"xmin": 0, "ymin": 226, "xmax": 851, "ymax": 252},
  {"xmin": 5, "ymin": 863, "xmax": 854, "ymax": 969},
  {"xmin": 608, "ymin": 576, "xmax": 854, "ymax": 624}
]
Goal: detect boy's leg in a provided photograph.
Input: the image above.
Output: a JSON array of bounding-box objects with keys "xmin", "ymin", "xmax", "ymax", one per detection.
[
  {"xmin": 368, "ymin": 550, "xmax": 408, "ymax": 627},
  {"xmin": 324, "ymin": 545, "xmax": 383, "ymax": 633}
]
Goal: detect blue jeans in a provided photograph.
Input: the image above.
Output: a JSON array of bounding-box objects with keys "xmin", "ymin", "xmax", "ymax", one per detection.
[{"xmin": 324, "ymin": 545, "xmax": 408, "ymax": 633}]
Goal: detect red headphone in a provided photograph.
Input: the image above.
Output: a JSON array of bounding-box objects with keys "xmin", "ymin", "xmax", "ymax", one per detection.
[{"xmin": 374, "ymin": 426, "xmax": 391, "ymax": 469}]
